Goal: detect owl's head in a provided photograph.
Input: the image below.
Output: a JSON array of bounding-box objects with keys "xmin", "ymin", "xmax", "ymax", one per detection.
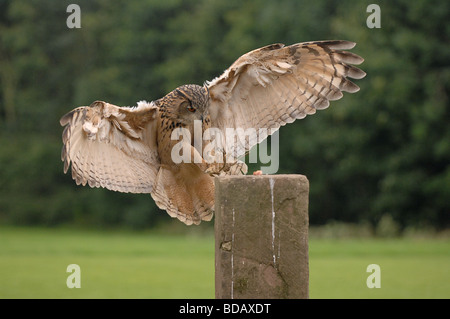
[{"xmin": 161, "ymin": 84, "xmax": 209, "ymax": 126}]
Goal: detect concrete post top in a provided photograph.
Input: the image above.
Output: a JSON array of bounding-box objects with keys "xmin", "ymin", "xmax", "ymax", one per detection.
[{"xmin": 215, "ymin": 174, "xmax": 309, "ymax": 181}]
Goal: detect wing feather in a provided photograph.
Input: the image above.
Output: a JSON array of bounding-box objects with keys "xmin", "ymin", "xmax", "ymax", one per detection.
[
  {"xmin": 207, "ymin": 40, "xmax": 365, "ymax": 159},
  {"xmin": 60, "ymin": 100, "xmax": 160, "ymax": 193}
]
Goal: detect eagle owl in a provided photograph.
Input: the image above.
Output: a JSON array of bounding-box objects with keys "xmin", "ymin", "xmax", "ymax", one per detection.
[{"xmin": 60, "ymin": 40, "xmax": 365, "ymax": 225}]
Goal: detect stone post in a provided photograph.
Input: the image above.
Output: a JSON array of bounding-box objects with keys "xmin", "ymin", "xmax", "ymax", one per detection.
[{"xmin": 215, "ymin": 175, "xmax": 309, "ymax": 299}]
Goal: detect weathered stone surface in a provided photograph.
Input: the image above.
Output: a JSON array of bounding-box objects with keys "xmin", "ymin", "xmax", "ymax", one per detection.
[{"xmin": 215, "ymin": 175, "xmax": 309, "ymax": 299}]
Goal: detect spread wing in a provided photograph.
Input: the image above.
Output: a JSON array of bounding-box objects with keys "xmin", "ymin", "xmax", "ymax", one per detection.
[
  {"xmin": 206, "ymin": 40, "xmax": 366, "ymax": 160},
  {"xmin": 60, "ymin": 100, "xmax": 160, "ymax": 193}
]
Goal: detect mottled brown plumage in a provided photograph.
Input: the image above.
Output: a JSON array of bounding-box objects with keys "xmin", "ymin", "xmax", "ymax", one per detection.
[{"xmin": 60, "ymin": 40, "xmax": 365, "ymax": 225}]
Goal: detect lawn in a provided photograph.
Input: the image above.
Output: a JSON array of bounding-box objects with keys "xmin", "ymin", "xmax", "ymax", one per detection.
[
  {"xmin": 0, "ymin": 226, "xmax": 448, "ymax": 298},
  {"xmin": 309, "ymin": 239, "xmax": 450, "ymax": 298}
]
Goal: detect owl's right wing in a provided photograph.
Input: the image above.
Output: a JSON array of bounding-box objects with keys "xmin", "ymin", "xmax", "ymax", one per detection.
[
  {"xmin": 206, "ymin": 40, "xmax": 366, "ymax": 161},
  {"xmin": 60, "ymin": 100, "xmax": 160, "ymax": 193}
]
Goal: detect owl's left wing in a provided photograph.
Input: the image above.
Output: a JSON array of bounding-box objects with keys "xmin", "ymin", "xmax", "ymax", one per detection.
[
  {"xmin": 206, "ymin": 40, "xmax": 366, "ymax": 160},
  {"xmin": 60, "ymin": 100, "xmax": 160, "ymax": 193}
]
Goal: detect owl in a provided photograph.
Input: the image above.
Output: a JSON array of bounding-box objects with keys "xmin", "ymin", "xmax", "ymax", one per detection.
[{"xmin": 60, "ymin": 40, "xmax": 365, "ymax": 225}]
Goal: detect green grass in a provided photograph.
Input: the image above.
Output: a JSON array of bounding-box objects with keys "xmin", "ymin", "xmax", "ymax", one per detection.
[
  {"xmin": 0, "ymin": 226, "xmax": 449, "ymax": 298},
  {"xmin": 309, "ymin": 239, "xmax": 450, "ymax": 298},
  {"xmin": 0, "ymin": 226, "xmax": 215, "ymax": 298}
]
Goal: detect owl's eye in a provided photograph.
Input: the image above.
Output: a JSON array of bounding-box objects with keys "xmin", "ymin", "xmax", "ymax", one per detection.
[{"xmin": 186, "ymin": 102, "xmax": 196, "ymax": 112}]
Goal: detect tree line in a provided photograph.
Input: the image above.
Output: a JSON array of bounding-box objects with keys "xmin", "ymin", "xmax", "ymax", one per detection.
[{"xmin": 0, "ymin": 0, "xmax": 448, "ymax": 230}]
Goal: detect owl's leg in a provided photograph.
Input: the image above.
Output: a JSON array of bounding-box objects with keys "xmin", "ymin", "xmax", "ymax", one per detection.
[
  {"xmin": 202, "ymin": 147, "xmax": 228, "ymax": 175},
  {"xmin": 190, "ymin": 142, "xmax": 246, "ymax": 176},
  {"xmin": 203, "ymin": 149, "xmax": 248, "ymax": 176}
]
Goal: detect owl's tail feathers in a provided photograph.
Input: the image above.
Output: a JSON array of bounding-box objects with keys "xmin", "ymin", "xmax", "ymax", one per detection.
[{"xmin": 151, "ymin": 165, "xmax": 214, "ymax": 225}]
